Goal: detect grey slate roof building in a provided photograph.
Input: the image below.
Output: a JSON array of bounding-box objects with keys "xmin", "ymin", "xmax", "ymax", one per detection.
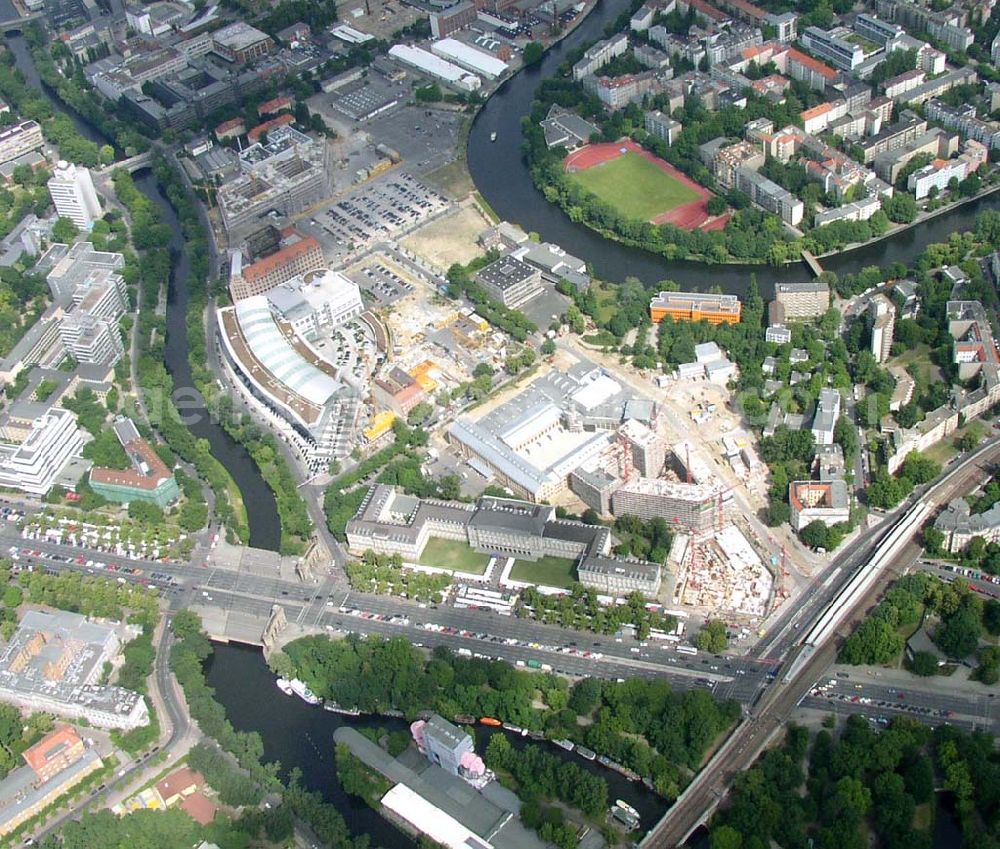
[
  {"xmin": 540, "ymin": 105, "xmax": 601, "ymax": 149},
  {"xmin": 347, "ymin": 486, "xmax": 661, "ymax": 596},
  {"xmin": 934, "ymin": 497, "xmax": 1000, "ymax": 553},
  {"xmin": 446, "ymin": 363, "xmax": 656, "ymax": 502},
  {"xmin": 473, "ymin": 255, "xmax": 543, "ymax": 309}
]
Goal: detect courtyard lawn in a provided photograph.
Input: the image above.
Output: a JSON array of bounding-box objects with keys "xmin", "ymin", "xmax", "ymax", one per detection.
[
  {"xmin": 568, "ymin": 151, "xmax": 701, "ymax": 221},
  {"xmin": 509, "ymin": 555, "xmax": 579, "ymax": 589},
  {"xmin": 417, "ymin": 537, "xmax": 491, "ymax": 575},
  {"xmin": 888, "ymin": 343, "xmax": 943, "ymax": 387}
]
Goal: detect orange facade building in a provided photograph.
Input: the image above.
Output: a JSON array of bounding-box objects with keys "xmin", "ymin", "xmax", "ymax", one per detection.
[{"xmin": 649, "ymin": 291, "xmax": 741, "ymax": 325}]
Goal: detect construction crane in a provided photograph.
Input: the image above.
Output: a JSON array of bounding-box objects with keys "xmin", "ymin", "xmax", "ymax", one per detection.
[
  {"xmin": 715, "ymin": 484, "xmax": 735, "ymax": 531},
  {"xmin": 776, "ymin": 543, "xmax": 791, "ymax": 600},
  {"xmin": 618, "ymin": 430, "xmax": 634, "ymax": 483}
]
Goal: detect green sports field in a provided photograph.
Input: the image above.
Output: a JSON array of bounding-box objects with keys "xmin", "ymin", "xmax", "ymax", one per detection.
[{"xmin": 568, "ymin": 151, "xmax": 701, "ymax": 221}]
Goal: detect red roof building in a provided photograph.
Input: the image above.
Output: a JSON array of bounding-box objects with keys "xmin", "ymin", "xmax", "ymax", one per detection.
[
  {"xmin": 248, "ymin": 113, "xmax": 295, "ymax": 143},
  {"xmin": 22, "ymin": 726, "xmax": 85, "ymax": 783},
  {"xmin": 257, "ymin": 95, "xmax": 292, "ymax": 117},
  {"xmin": 180, "ymin": 791, "xmax": 218, "ymax": 824},
  {"xmin": 232, "ymin": 230, "xmax": 325, "ymax": 301},
  {"xmin": 155, "ymin": 767, "xmax": 204, "ymax": 807},
  {"xmin": 215, "ymin": 118, "xmax": 245, "ymax": 140}
]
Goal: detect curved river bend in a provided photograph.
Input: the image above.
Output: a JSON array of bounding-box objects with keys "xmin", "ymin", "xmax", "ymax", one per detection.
[
  {"xmin": 2, "ymin": 17, "xmax": 983, "ymax": 849},
  {"xmin": 5, "ymin": 33, "xmax": 280, "ymax": 550},
  {"xmin": 466, "ymin": 0, "xmax": 1000, "ymax": 297}
]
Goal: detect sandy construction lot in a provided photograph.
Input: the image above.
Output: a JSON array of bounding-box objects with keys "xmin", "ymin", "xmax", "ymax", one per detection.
[{"xmin": 401, "ymin": 202, "xmax": 490, "ymax": 270}]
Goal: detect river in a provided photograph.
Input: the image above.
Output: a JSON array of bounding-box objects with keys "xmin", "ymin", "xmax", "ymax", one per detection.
[
  {"xmin": 205, "ymin": 641, "xmax": 668, "ymax": 848},
  {"xmin": 4, "ymin": 31, "xmax": 281, "ymax": 550},
  {"xmin": 466, "ymin": 0, "xmax": 1000, "ymax": 297},
  {"xmin": 2, "ymin": 20, "xmax": 979, "ymax": 848}
]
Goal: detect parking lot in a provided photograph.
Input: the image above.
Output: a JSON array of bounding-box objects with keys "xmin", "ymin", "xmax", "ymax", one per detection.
[
  {"xmin": 365, "ymin": 104, "xmax": 466, "ymax": 176},
  {"xmin": 351, "ymin": 261, "xmax": 415, "ymax": 306},
  {"xmin": 313, "ymin": 173, "xmax": 450, "ymax": 255}
]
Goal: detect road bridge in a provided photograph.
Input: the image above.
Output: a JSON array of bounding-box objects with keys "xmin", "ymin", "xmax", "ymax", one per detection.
[
  {"xmin": 98, "ymin": 151, "xmax": 155, "ymax": 175},
  {"xmin": 0, "ymin": 11, "xmax": 41, "ymax": 32}
]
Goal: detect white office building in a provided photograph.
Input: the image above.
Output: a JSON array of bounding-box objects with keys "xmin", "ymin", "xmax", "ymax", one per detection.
[
  {"xmin": 47, "ymin": 161, "xmax": 102, "ymax": 230},
  {"xmin": 264, "ymin": 269, "xmax": 364, "ymax": 340},
  {"xmin": 0, "ymin": 408, "xmax": 87, "ymax": 495}
]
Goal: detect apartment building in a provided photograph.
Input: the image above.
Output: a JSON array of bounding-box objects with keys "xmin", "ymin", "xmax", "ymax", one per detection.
[
  {"xmin": 789, "ymin": 480, "xmax": 849, "ymax": 531},
  {"xmin": 572, "ymin": 33, "xmax": 628, "ymax": 81},
  {"xmin": 853, "ymin": 12, "xmax": 904, "ymax": 48},
  {"xmin": 873, "ymin": 127, "xmax": 958, "ymax": 183},
  {"xmin": 856, "ymin": 115, "xmax": 927, "ymax": 163},
  {"xmin": 734, "ymin": 167, "xmax": 804, "ymax": 226},
  {"xmin": 925, "ymin": 99, "xmax": 1000, "ymax": 151},
  {"xmin": 583, "ymin": 70, "xmax": 663, "ymax": 109},
  {"xmin": 811, "ymin": 389, "xmax": 841, "ymax": 446},
  {"xmin": 0, "ymin": 408, "xmax": 87, "ymax": 495},
  {"xmin": 710, "ymin": 140, "xmax": 765, "ymax": 189},
  {"xmin": 645, "ymin": 110, "xmax": 683, "ymax": 145},
  {"xmin": 870, "ymin": 294, "xmax": 896, "ymax": 363},
  {"xmin": 47, "ymin": 161, "xmax": 101, "ymax": 229},
  {"xmin": 873, "ymin": 0, "xmax": 973, "ymax": 51},
  {"xmin": 782, "ymin": 46, "xmax": 838, "ymax": 90},
  {"xmin": 893, "ymin": 66, "xmax": 978, "ymax": 107},
  {"xmin": 813, "ymin": 195, "xmax": 881, "ymax": 227},
  {"xmin": 774, "ymin": 280, "xmax": 830, "ymax": 319},
  {"xmin": 0, "ymin": 726, "xmax": 102, "ymax": 837},
  {"xmin": 0, "ymin": 120, "xmax": 43, "ymax": 167}
]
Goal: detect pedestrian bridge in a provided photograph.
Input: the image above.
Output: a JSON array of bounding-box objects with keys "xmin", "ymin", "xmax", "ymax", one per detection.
[{"xmin": 802, "ymin": 249, "xmax": 824, "ymax": 277}]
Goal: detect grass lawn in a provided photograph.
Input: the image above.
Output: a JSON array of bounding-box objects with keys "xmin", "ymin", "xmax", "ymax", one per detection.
[
  {"xmin": 569, "ymin": 152, "xmax": 701, "ymax": 221},
  {"xmin": 913, "ymin": 802, "xmax": 934, "ymax": 832},
  {"xmin": 417, "ymin": 537, "xmax": 491, "ymax": 575},
  {"xmin": 924, "ymin": 438, "xmax": 957, "ymax": 466},
  {"xmin": 888, "ymin": 343, "xmax": 943, "ymax": 386},
  {"xmin": 588, "ymin": 278, "xmax": 619, "ymax": 325},
  {"xmin": 510, "ymin": 555, "xmax": 578, "ymax": 589}
]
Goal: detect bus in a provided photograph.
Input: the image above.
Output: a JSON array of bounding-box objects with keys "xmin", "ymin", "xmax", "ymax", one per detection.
[{"xmin": 676, "ymin": 646, "xmax": 698, "ymax": 656}]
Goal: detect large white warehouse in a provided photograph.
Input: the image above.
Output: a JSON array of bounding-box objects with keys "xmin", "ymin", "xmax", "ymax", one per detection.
[
  {"xmin": 388, "ymin": 44, "xmax": 481, "ymax": 91},
  {"xmin": 431, "ymin": 38, "xmax": 508, "ymax": 79}
]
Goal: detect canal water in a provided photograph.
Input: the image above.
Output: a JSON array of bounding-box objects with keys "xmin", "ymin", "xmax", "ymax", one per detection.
[
  {"xmin": 5, "ymin": 30, "xmax": 281, "ymax": 550},
  {"xmin": 466, "ymin": 0, "xmax": 1000, "ymax": 296},
  {"xmin": 205, "ymin": 641, "xmax": 668, "ymax": 846},
  {"xmin": 132, "ymin": 170, "xmax": 281, "ymax": 550},
  {"xmin": 2, "ymin": 22, "xmax": 982, "ymax": 847}
]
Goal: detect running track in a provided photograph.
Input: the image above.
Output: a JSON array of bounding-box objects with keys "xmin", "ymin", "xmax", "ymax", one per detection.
[{"xmin": 564, "ymin": 139, "xmax": 724, "ymax": 231}]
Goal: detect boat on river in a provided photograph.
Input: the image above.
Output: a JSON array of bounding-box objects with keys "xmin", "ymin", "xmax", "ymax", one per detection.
[
  {"xmin": 616, "ymin": 800, "xmax": 640, "ymax": 821},
  {"xmin": 289, "ymin": 679, "xmax": 322, "ymax": 705},
  {"xmin": 324, "ymin": 703, "xmax": 362, "ymax": 715},
  {"xmin": 276, "ymin": 678, "xmax": 293, "ymax": 695}
]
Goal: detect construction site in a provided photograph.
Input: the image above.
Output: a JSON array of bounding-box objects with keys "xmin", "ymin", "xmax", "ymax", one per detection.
[{"xmin": 436, "ymin": 355, "xmax": 784, "ymax": 622}]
